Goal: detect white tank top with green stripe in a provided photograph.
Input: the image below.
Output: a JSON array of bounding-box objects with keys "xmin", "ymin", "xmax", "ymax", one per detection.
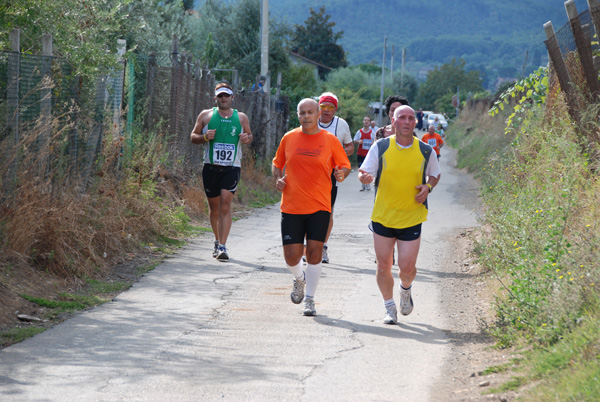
[{"xmin": 203, "ymin": 108, "xmax": 243, "ymax": 167}]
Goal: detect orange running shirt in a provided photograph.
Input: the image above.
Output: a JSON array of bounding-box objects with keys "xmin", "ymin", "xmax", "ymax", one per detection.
[
  {"xmin": 421, "ymin": 132, "xmax": 444, "ymax": 156},
  {"xmin": 273, "ymin": 127, "xmax": 351, "ymax": 214}
]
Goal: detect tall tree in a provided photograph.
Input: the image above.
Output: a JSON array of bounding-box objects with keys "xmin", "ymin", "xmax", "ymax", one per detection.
[{"xmin": 293, "ymin": 6, "xmax": 347, "ymax": 79}]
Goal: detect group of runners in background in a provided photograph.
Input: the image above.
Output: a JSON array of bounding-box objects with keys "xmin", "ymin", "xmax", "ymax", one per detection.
[{"xmin": 191, "ymin": 83, "xmax": 442, "ymax": 324}]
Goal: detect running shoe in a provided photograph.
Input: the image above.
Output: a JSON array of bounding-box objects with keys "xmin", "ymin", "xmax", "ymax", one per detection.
[
  {"xmin": 303, "ymin": 297, "xmax": 316, "ymax": 316},
  {"xmin": 366, "ymin": 184, "xmax": 372, "ymax": 191},
  {"xmin": 291, "ymin": 277, "xmax": 305, "ymax": 304},
  {"xmin": 383, "ymin": 304, "xmax": 398, "ymax": 324},
  {"xmin": 400, "ymin": 286, "xmax": 414, "ymax": 316},
  {"xmin": 216, "ymin": 246, "xmax": 229, "ymax": 262},
  {"xmin": 322, "ymin": 245, "xmax": 329, "ymax": 264},
  {"xmin": 212, "ymin": 241, "xmax": 219, "ymax": 258}
]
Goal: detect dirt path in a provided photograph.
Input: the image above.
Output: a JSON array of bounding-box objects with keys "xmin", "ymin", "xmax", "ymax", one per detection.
[{"xmin": 0, "ymin": 146, "xmax": 513, "ymax": 401}]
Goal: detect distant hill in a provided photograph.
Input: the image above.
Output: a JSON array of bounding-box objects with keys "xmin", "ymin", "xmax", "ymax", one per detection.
[{"xmin": 269, "ymin": 0, "xmax": 589, "ymax": 89}]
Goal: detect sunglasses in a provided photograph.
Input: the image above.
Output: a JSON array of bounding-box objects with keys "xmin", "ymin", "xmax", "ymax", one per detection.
[
  {"xmin": 217, "ymin": 93, "xmax": 231, "ymax": 98},
  {"xmin": 319, "ymin": 104, "xmax": 336, "ymax": 111}
]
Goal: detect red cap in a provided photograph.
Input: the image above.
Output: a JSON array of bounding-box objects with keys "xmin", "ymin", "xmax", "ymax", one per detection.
[{"xmin": 318, "ymin": 95, "xmax": 338, "ymax": 109}]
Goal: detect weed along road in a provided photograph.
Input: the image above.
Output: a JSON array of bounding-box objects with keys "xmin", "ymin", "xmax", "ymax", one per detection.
[{"xmin": 0, "ymin": 147, "xmax": 479, "ymax": 402}]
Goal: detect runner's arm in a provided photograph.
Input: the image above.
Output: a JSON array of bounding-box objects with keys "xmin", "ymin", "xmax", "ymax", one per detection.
[
  {"xmin": 238, "ymin": 112, "xmax": 253, "ymax": 144},
  {"xmin": 190, "ymin": 109, "xmax": 212, "ymax": 144}
]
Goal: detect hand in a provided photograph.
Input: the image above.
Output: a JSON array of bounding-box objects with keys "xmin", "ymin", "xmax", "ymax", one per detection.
[
  {"xmin": 358, "ymin": 168, "xmax": 374, "ymax": 184},
  {"xmin": 359, "ymin": 139, "xmax": 363, "ymax": 145},
  {"xmin": 415, "ymin": 184, "xmax": 429, "ymax": 204},
  {"xmin": 276, "ymin": 174, "xmax": 287, "ymax": 192},
  {"xmin": 334, "ymin": 166, "xmax": 345, "ymax": 182},
  {"xmin": 205, "ymin": 129, "xmax": 216, "ymax": 141},
  {"xmin": 240, "ymin": 132, "xmax": 252, "ymax": 144}
]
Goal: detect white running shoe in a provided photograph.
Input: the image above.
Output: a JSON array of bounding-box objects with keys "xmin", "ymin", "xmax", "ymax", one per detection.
[
  {"xmin": 216, "ymin": 246, "xmax": 229, "ymax": 262},
  {"xmin": 400, "ymin": 287, "xmax": 414, "ymax": 316},
  {"xmin": 383, "ymin": 304, "xmax": 398, "ymax": 324},
  {"xmin": 322, "ymin": 245, "xmax": 329, "ymax": 264},
  {"xmin": 212, "ymin": 241, "xmax": 219, "ymax": 258},
  {"xmin": 303, "ymin": 297, "xmax": 316, "ymax": 316},
  {"xmin": 291, "ymin": 277, "xmax": 305, "ymax": 304}
]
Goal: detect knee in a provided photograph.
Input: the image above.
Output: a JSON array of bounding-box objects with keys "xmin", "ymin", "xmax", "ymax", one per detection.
[{"xmin": 219, "ymin": 201, "xmax": 231, "ymax": 215}]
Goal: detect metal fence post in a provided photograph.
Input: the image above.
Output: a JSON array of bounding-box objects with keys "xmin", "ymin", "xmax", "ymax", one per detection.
[
  {"xmin": 144, "ymin": 53, "xmax": 156, "ymax": 130},
  {"xmin": 169, "ymin": 36, "xmax": 179, "ymax": 139}
]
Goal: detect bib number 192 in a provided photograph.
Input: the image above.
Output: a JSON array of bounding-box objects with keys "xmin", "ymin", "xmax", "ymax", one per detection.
[{"xmin": 213, "ymin": 143, "xmax": 235, "ymax": 165}]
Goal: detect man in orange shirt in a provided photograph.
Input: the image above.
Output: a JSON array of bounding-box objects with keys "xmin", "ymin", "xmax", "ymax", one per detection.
[
  {"xmin": 272, "ymin": 98, "xmax": 351, "ymax": 316},
  {"xmin": 421, "ymin": 124, "xmax": 444, "ymax": 159}
]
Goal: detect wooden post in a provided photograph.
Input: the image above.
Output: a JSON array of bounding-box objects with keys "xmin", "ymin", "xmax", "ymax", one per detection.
[
  {"xmin": 544, "ymin": 21, "xmax": 580, "ymax": 122},
  {"xmin": 587, "ymin": 0, "xmax": 600, "ymax": 57},
  {"xmin": 565, "ymin": 0, "xmax": 600, "ymax": 100},
  {"xmin": 6, "ymin": 28, "xmax": 20, "ymax": 142}
]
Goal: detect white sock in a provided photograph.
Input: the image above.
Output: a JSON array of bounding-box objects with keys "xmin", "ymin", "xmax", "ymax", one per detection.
[
  {"xmin": 384, "ymin": 299, "xmax": 395, "ymax": 308},
  {"xmin": 286, "ymin": 261, "xmax": 305, "ymax": 280},
  {"xmin": 305, "ymin": 263, "xmax": 322, "ymax": 297}
]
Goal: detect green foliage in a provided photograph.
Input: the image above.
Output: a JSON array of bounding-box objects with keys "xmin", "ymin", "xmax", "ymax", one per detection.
[
  {"xmin": 280, "ymin": 63, "xmax": 319, "ymax": 128},
  {"xmin": 0, "ymin": 327, "xmax": 46, "ymax": 346},
  {"xmin": 186, "ymin": 0, "xmax": 292, "ymax": 82},
  {"xmin": 417, "ymin": 58, "xmax": 483, "ymax": 111},
  {"xmin": 0, "ymin": 0, "xmax": 131, "ymax": 78},
  {"xmin": 488, "ymin": 67, "xmax": 548, "ymax": 134},
  {"xmin": 293, "ymin": 5, "xmax": 347, "ymax": 78}
]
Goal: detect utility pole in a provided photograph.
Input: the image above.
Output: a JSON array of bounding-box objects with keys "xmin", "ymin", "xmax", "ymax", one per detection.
[
  {"xmin": 379, "ymin": 36, "xmax": 387, "ymax": 127},
  {"xmin": 456, "ymin": 86, "xmax": 460, "ymax": 118},
  {"xmin": 390, "ymin": 45, "xmax": 395, "ymax": 84},
  {"xmin": 260, "ymin": 0, "xmax": 270, "ymax": 94},
  {"xmin": 401, "ymin": 48, "xmax": 406, "ymax": 91}
]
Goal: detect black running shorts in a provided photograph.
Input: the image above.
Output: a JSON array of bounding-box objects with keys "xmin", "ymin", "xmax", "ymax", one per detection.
[
  {"xmin": 370, "ymin": 222, "xmax": 422, "ymax": 241},
  {"xmin": 330, "ymin": 171, "xmax": 337, "ymax": 208},
  {"xmin": 281, "ymin": 211, "xmax": 331, "ymax": 245},
  {"xmin": 202, "ymin": 164, "xmax": 241, "ymax": 198}
]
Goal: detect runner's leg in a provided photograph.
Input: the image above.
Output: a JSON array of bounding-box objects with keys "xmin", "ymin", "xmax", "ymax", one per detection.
[
  {"xmin": 396, "ymin": 238, "xmax": 420, "ymax": 288},
  {"xmin": 374, "ymin": 233, "xmax": 396, "ymax": 300},
  {"xmin": 218, "ymin": 189, "xmax": 234, "ymax": 246},
  {"xmin": 207, "ymin": 196, "xmax": 220, "ymax": 243}
]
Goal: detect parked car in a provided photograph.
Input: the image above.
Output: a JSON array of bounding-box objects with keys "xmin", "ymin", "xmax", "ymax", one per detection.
[
  {"xmin": 420, "ymin": 110, "xmax": 434, "ymax": 130},
  {"xmin": 426, "ymin": 113, "xmax": 448, "ymax": 130}
]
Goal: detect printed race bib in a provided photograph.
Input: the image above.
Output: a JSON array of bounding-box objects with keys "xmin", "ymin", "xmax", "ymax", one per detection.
[
  {"xmin": 362, "ymin": 139, "xmax": 372, "ymax": 150},
  {"xmin": 427, "ymin": 138, "xmax": 437, "ymax": 147},
  {"xmin": 213, "ymin": 143, "xmax": 235, "ymax": 166}
]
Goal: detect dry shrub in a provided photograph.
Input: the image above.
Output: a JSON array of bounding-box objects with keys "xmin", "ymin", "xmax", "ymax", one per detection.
[{"xmin": 0, "ymin": 113, "xmax": 184, "ymax": 279}]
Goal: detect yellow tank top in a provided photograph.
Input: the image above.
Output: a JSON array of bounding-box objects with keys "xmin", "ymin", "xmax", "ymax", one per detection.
[{"xmin": 371, "ymin": 136, "xmax": 429, "ymax": 229}]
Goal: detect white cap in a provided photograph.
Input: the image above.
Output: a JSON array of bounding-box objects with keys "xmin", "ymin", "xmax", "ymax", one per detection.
[{"xmin": 215, "ymin": 87, "xmax": 234, "ymax": 96}]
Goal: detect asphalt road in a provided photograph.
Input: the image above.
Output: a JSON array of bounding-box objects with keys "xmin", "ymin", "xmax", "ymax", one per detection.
[{"xmin": 0, "ymin": 146, "xmax": 479, "ymax": 402}]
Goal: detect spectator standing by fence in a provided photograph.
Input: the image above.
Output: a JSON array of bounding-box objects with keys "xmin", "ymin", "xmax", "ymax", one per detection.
[{"xmin": 190, "ymin": 82, "xmax": 252, "ymax": 261}]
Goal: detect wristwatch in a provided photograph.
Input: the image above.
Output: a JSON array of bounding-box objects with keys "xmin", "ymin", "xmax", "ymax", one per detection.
[{"xmin": 426, "ymin": 183, "xmax": 433, "ymax": 193}]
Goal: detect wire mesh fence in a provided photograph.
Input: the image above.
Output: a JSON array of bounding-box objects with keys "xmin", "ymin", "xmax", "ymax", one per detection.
[{"xmin": 1, "ymin": 41, "xmax": 289, "ymax": 202}]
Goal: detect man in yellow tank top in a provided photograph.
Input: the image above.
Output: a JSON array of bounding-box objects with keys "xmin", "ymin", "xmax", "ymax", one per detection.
[{"xmin": 358, "ymin": 105, "xmax": 441, "ymax": 325}]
